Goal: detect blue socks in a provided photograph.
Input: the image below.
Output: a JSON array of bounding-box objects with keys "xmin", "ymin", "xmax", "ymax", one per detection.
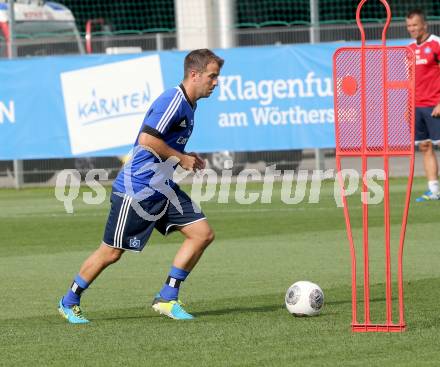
[
  {"xmin": 62, "ymin": 274, "xmax": 89, "ymax": 307},
  {"xmin": 159, "ymin": 266, "xmax": 189, "ymax": 301},
  {"xmin": 62, "ymin": 268, "xmax": 188, "ymax": 307}
]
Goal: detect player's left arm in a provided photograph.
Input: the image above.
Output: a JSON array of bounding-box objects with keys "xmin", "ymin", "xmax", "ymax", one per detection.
[
  {"xmin": 432, "ymin": 103, "xmax": 440, "ymax": 117},
  {"xmin": 432, "ymin": 39, "xmax": 440, "ymax": 117}
]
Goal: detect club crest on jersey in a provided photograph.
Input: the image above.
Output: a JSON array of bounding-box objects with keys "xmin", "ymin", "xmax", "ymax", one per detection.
[{"xmin": 424, "ymin": 47, "xmax": 432, "ymax": 54}]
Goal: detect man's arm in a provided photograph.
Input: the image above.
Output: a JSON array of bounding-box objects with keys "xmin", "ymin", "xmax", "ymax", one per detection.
[
  {"xmin": 432, "ymin": 103, "xmax": 440, "ymax": 117},
  {"xmin": 432, "ymin": 40, "xmax": 440, "ymax": 117},
  {"xmin": 138, "ymin": 132, "xmax": 204, "ymax": 171}
]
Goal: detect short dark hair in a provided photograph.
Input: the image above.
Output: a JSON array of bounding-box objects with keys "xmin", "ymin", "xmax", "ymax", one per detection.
[
  {"xmin": 407, "ymin": 8, "xmax": 426, "ymax": 22},
  {"xmin": 184, "ymin": 49, "xmax": 224, "ymax": 78}
]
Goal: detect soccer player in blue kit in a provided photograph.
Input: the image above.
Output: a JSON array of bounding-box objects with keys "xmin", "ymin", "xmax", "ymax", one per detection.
[{"xmin": 58, "ymin": 49, "xmax": 224, "ymax": 323}]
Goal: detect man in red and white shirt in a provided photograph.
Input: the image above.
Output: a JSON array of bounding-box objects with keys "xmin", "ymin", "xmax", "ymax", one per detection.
[{"xmin": 407, "ymin": 9, "xmax": 440, "ymax": 201}]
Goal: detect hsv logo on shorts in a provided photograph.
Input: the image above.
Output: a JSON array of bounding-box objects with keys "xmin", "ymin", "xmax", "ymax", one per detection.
[{"xmin": 129, "ymin": 237, "xmax": 141, "ymax": 248}]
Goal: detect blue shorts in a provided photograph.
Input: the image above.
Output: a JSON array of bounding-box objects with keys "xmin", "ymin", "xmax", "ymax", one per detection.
[
  {"xmin": 103, "ymin": 187, "xmax": 206, "ymax": 252},
  {"xmin": 415, "ymin": 107, "xmax": 440, "ymax": 144}
]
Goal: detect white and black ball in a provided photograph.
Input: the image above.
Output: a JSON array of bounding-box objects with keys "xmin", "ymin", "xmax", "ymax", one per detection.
[{"xmin": 285, "ymin": 281, "xmax": 324, "ymax": 316}]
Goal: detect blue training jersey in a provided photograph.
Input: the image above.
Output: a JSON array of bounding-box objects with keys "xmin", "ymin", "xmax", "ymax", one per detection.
[{"xmin": 113, "ymin": 84, "xmax": 196, "ymax": 198}]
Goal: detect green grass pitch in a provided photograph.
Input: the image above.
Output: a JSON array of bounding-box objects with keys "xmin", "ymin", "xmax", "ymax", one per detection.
[{"xmin": 0, "ymin": 178, "xmax": 439, "ymax": 366}]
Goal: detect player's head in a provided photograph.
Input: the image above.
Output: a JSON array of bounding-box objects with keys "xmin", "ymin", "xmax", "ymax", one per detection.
[
  {"xmin": 183, "ymin": 49, "xmax": 224, "ymax": 100},
  {"xmin": 406, "ymin": 9, "xmax": 428, "ymax": 42}
]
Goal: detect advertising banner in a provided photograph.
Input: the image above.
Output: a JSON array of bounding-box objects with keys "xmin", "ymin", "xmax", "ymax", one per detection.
[{"xmin": 0, "ymin": 40, "xmax": 408, "ymax": 159}]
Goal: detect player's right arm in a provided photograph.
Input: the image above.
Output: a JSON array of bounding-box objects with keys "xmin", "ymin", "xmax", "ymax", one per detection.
[
  {"xmin": 138, "ymin": 90, "xmax": 203, "ymax": 171},
  {"xmin": 137, "ymin": 132, "xmax": 203, "ymax": 171}
]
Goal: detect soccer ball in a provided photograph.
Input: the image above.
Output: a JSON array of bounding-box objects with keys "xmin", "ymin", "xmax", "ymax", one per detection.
[{"xmin": 285, "ymin": 281, "xmax": 324, "ymax": 316}]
